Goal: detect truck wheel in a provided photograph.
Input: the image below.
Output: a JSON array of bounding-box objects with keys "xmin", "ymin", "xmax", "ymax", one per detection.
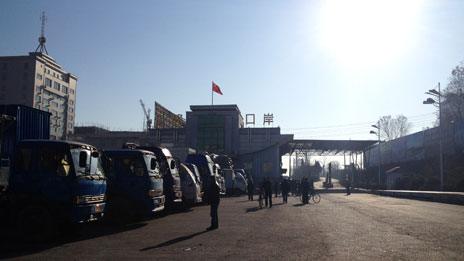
[{"xmin": 17, "ymin": 205, "xmax": 54, "ymax": 242}]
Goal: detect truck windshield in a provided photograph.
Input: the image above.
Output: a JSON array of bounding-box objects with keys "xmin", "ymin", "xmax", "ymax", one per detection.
[
  {"xmin": 71, "ymin": 148, "xmax": 104, "ymax": 177},
  {"xmin": 143, "ymin": 154, "xmax": 159, "ymax": 176}
]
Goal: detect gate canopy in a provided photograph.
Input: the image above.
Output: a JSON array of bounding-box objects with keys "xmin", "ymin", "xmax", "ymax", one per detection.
[{"xmin": 281, "ymin": 139, "xmax": 377, "ymax": 156}]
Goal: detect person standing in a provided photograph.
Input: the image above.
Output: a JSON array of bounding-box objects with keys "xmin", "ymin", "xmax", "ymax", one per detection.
[
  {"xmin": 247, "ymin": 177, "xmax": 254, "ymax": 201},
  {"xmin": 263, "ymin": 177, "xmax": 273, "ymax": 208},
  {"xmin": 207, "ymin": 176, "xmax": 220, "ymax": 230},
  {"xmin": 301, "ymin": 177, "xmax": 310, "ymax": 204},
  {"xmin": 281, "ymin": 178, "xmax": 290, "ymax": 204},
  {"xmin": 346, "ymin": 173, "xmax": 351, "ymax": 196},
  {"xmin": 274, "ymin": 178, "xmax": 279, "ymax": 198}
]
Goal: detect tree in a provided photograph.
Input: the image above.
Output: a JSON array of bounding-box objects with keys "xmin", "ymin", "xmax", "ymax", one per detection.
[
  {"xmin": 377, "ymin": 115, "xmax": 412, "ymax": 141},
  {"xmin": 442, "ymin": 61, "xmax": 464, "ymax": 124}
]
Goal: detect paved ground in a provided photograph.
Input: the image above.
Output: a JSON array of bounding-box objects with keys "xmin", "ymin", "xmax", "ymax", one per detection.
[{"xmin": 1, "ymin": 193, "xmax": 464, "ymax": 260}]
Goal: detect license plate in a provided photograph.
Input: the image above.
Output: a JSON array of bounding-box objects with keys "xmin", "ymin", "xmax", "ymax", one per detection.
[
  {"xmin": 153, "ymin": 199, "xmax": 159, "ymax": 204},
  {"xmin": 94, "ymin": 203, "xmax": 104, "ymax": 213}
]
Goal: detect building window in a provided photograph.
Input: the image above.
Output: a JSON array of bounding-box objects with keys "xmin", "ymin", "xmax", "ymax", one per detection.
[
  {"xmin": 69, "ymin": 100, "xmax": 74, "ymax": 105},
  {"xmin": 36, "ymin": 73, "xmax": 43, "ymax": 80},
  {"xmin": 62, "ymin": 86, "xmax": 68, "ymax": 94},
  {"xmin": 69, "ymin": 89, "xmax": 75, "ymax": 95},
  {"xmin": 35, "ymin": 96, "xmax": 41, "ymax": 102},
  {"xmin": 45, "ymin": 78, "xmax": 52, "ymax": 87},
  {"xmin": 69, "ymin": 108, "xmax": 74, "ymax": 113},
  {"xmin": 53, "ymin": 81, "xmax": 60, "ymax": 90}
]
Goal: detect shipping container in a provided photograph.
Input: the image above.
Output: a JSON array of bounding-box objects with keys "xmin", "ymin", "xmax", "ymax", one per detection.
[{"xmin": 0, "ymin": 104, "xmax": 51, "ymax": 159}]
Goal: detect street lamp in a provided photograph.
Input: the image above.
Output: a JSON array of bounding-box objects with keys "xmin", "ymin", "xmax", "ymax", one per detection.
[
  {"xmin": 423, "ymin": 82, "xmax": 444, "ymax": 191},
  {"xmin": 370, "ymin": 124, "xmax": 381, "ymax": 187}
]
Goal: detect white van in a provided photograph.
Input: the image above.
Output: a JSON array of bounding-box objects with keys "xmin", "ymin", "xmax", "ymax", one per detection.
[{"xmin": 179, "ymin": 163, "xmax": 202, "ymax": 205}]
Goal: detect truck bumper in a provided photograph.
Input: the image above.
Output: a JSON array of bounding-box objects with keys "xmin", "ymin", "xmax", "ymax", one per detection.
[
  {"xmin": 148, "ymin": 196, "xmax": 165, "ymax": 213},
  {"xmin": 72, "ymin": 202, "xmax": 106, "ymax": 223}
]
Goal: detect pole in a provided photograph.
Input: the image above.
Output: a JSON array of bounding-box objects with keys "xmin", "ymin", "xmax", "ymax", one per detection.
[
  {"xmin": 378, "ymin": 124, "xmax": 381, "ymax": 187},
  {"xmin": 211, "ymin": 88, "xmax": 213, "ymax": 106},
  {"xmin": 288, "ymin": 151, "xmax": 292, "ymax": 177},
  {"xmin": 438, "ymin": 82, "xmax": 444, "ymax": 190}
]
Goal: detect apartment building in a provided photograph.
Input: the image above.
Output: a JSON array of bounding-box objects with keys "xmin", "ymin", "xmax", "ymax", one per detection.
[{"xmin": 0, "ymin": 52, "xmax": 77, "ymax": 139}]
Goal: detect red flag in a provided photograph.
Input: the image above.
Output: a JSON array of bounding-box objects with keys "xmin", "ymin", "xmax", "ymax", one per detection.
[{"xmin": 212, "ymin": 81, "xmax": 223, "ymax": 95}]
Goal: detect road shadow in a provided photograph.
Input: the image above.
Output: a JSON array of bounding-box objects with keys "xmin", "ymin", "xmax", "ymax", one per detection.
[
  {"xmin": 246, "ymin": 206, "xmax": 264, "ymax": 213},
  {"xmin": 139, "ymin": 230, "xmax": 209, "ymax": 251},
  {"xmin": 236, "ymin": 199, "xmax": 251, "ymax": 203},
  {"xmin": 293, "ymin": 203, "xmax": 308, "ymax": 207},
  {"xmin": 0, "ymin": 221, "xmax": 147, "ymax": 259}
]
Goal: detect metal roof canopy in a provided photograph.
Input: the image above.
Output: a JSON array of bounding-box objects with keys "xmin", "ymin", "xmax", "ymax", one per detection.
[{"xmin": 282, "ymin": 139, "xmax": 377, "ymax": 156}]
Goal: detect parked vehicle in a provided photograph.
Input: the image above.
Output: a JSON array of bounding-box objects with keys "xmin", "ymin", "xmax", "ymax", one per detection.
[
  {"xmin": 222, "ymin": 168, "xmax": 236, "ymax": 195},
  {"xmin": 102, "ymin": 149, "xmax": 164, "ymax": 219},
  {"xmin": 123, "ymin": 143, "xmax": 182, "ymax": 208},
  {"xmin": 0, "ymin": 105, "xmax": 50, "ymax": 192},
  {"xmin": 214, "ymin": 163, "xmax": 226, "ymax": 195},
  {"xmin": 179, "ymin": 163, "xmax": 202, "ymax": 206},
  {"xmin": 234, "ymin": 171, "xmax": 248, "ymax": 195},
  {"xmin": 185, "ymin": 163, "xmax": 202, "ymax": 189},
  {"xmin": 2, "ymin": 140, "xmax": 106, "ymax": 241},
  {"xmin": 185, "ymin": 153, "xmax": 223, "ymax": 201}
]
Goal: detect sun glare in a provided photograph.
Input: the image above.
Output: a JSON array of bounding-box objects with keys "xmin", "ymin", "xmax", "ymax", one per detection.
[{"xmin": 318, "ymin": 0, "xmax": 423, "ymax": 69}]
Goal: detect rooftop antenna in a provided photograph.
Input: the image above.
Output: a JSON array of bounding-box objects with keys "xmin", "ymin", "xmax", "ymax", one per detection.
[{"xmin": 35, "ymin": 11, "xmax": 48, "ymax": 54}]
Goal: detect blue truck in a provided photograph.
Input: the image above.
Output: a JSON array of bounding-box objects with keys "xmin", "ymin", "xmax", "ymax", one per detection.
[
  {"xmin": 3, "ymin": 140, "xmax": 107, "ymax": 241},
  {"xmin": 102, "ymin": 149, "xmax": 165, "ymax": 220},
  {"xmin": 123, "ymin": 144, "xmax": 183, "ymax": 208},
  {"xmin": 0, "ymin": 105, "xmax": 106, "ymax": 241}
]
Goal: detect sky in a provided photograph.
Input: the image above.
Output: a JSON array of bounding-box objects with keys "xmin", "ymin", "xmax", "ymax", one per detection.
[{"xmin": 1, "ymin": 0, "xmax": 464, "ymax": 140}]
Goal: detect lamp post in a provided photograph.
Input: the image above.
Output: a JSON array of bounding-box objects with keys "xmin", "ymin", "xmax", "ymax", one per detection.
[
  {"xmin": 370, "ymin": 124, "xmax": 381, "ymax": 187},
  {"xmin": 423, "ymin": 82, "xmax": 444, "ymax": 191}
]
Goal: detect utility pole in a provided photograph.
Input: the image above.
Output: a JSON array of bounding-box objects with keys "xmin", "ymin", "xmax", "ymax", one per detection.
[
  {"xmin": 424, "ymin": 82, "xmax": 444, "ymax": 190},
  {"xmin": 370, "ymin": 123, "xmax": 381, "ymax": 187}
]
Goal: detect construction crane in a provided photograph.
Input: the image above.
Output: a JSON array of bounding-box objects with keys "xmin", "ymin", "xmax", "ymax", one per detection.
[{"xmin": 139, "ymin": 99, "xmax": 152, "ymax": 131}]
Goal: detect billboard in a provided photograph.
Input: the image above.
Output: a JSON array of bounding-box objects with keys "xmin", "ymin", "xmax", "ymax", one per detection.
[{"xmin": 154, "ymin": 102, "xmax": 186, "ymax": 129}]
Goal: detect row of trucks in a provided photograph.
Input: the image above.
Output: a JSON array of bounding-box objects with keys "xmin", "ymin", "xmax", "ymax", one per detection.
[{"xmin": 0, "ymin": 105, "xmax": 248, "ymax": 241}]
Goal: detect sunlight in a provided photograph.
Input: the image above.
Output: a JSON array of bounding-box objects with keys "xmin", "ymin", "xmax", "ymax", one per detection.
[{"xmin": 318, "ymin": 0, "xmax": 424, "ymax": 69}]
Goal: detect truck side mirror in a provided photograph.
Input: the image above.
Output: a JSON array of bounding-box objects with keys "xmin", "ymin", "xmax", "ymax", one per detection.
[
  {"xmin": 91, "ymin": 151, "xmax": 99, "ymax": 158},
  {"xmin": 170, "ymin": 160, "xmax": 175, "ymax": 170},
  {"xmin": 79, "ymin": 151, "xmax": 87, "ymax": 168},
  {"xmin": 213, "ymin": 165, "xmax": 217, "ymax": 172},
  {"xmin": 150, "ymin": 158, "xmax": 158, "ymax": 170}
]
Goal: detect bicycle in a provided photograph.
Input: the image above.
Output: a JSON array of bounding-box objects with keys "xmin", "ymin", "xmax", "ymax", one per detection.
[{"xmin": 309, "ymin": 191, "xmax": 321, "ymax": 204}]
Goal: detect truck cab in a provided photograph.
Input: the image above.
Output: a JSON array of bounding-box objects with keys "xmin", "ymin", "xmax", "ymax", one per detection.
[
  {"xmin": 6, "ymin": 140, "xmax": 106, "ymax": 240},
  {"xmin": 102, "ymin": 149, "xmax": 164, "ymax": 219},
  {"xmin": 123, "ymin": 144, "xmax": 182, "ymax": 208}
]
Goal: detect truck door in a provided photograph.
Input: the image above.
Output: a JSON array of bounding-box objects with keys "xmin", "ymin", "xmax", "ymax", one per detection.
[{"xmin": 37, "ymin": 146, "xmax": 73, "ymax": 206}]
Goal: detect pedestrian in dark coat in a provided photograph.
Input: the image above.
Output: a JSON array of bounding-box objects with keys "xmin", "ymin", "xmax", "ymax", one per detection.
[
  {"xmin": 301, "ymin": 177, "xmax": 310, "ymax": 204},
  {"xmin": 247, "ymin": 178, "xmax": 254, "ymax": 201},
  {"xmin": 281, "ymin": 178, "xmax": 290, "ymax": 203},
  {"xmin": 263, "ymin": 177, "xmax": 273, "ymax": 208},
  {"xmin": 207, "ymin": 176, "xmax": 220, "ymax": 230}
]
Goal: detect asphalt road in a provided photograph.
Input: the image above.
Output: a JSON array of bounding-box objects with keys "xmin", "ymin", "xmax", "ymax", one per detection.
[{"xmin": 1, "ymin": 193, "xmax": 463, "ymax": 260}]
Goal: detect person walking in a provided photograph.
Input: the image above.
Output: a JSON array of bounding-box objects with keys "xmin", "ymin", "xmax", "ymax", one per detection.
[
  {"xmin": 301, "ymin": 177, "xmax": 310, "ymax": 204},
  {"xmin": 207, "ymin": 176, "xmax": 220, "ymax": 230},
  {"xmin": 274, "ymin": 178, "xmax": 279, "ymax": 198},
  {"xmin": 281, "ymin": 178, "xmax": 290, "ymax": 204},
  {"xmin": 346, "ymin": 173, "xmax": 351, "ymax": 196},
  {"xmin": 247, "ymin": 177, "xmax": 254, "ymax": 201},
  {"xmin": 263, "ymin": 177, "xmax": 273, "ymax": 208}
]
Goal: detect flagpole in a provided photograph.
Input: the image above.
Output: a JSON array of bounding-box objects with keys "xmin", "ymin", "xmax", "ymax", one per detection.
[{"xmin": 211, "ymin": 84, "xmax": 213, "ymax": 106}]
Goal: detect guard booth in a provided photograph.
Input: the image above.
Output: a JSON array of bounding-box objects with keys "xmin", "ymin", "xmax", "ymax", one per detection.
[{"xmin": 280, "ymin": 139, "xmax": 376, "ymax": 188}]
